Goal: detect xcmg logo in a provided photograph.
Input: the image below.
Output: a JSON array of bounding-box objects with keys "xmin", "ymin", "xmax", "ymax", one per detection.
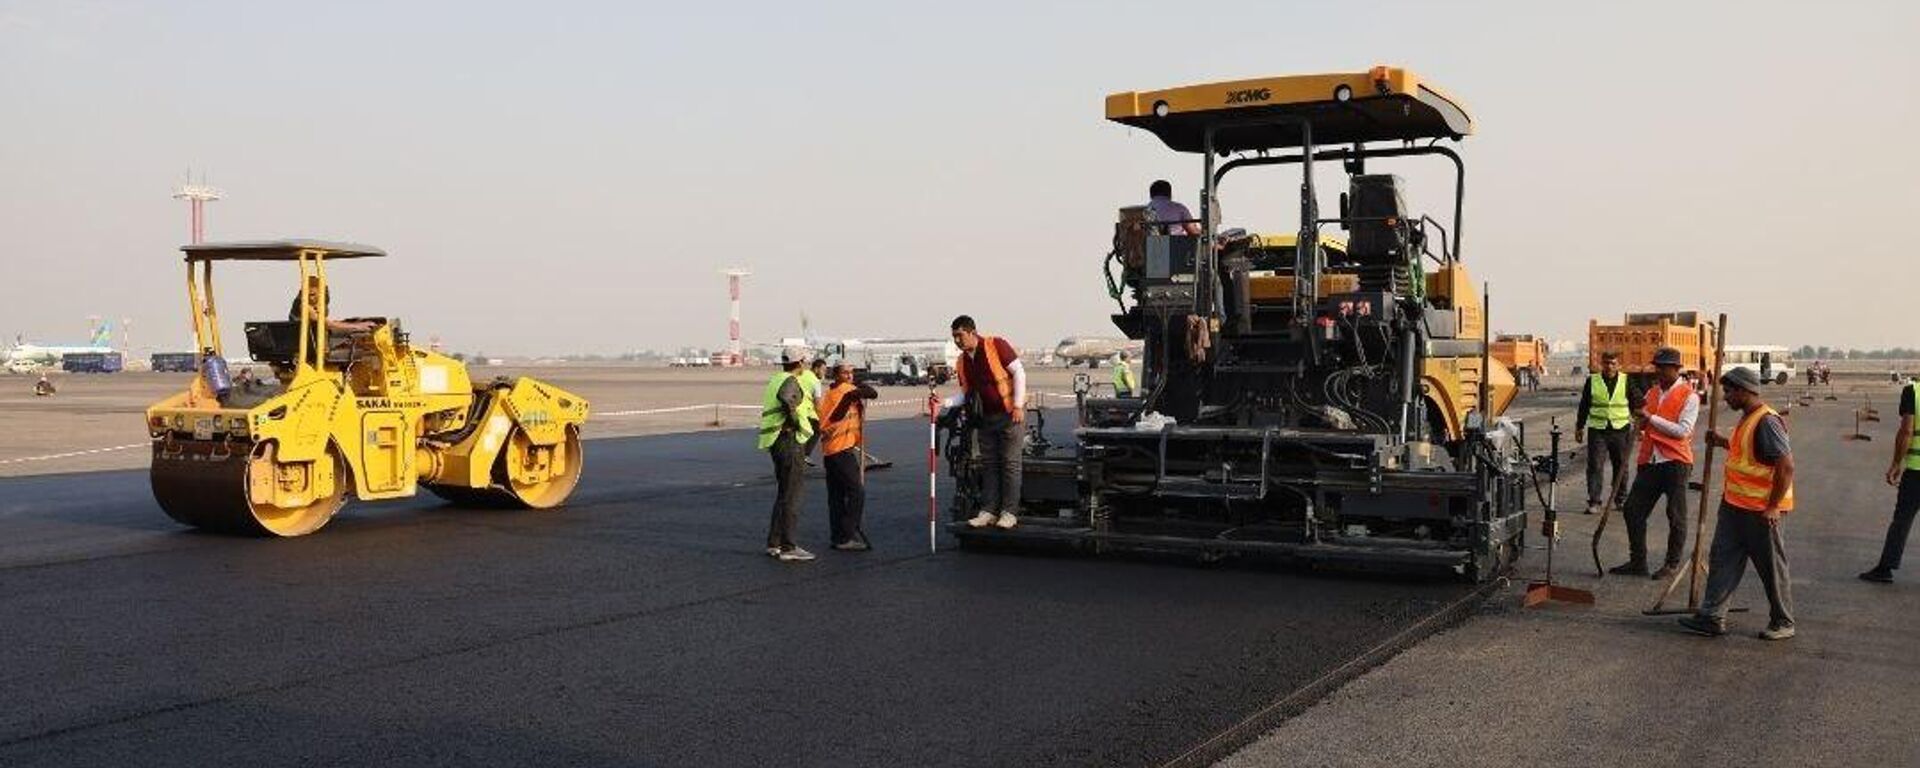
[{"xmin": 1225, "ymin": 88, "xmax": 1271, "ymax": 104}]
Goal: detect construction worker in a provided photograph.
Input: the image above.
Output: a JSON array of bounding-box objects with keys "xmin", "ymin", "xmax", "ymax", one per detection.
[
  {"xmin": 289, "ymin": 277, "xmax": 375, "ymax": 333},
  {"xmin": 1613, "ymin": 347, "xmax": 1698, "ymax": 579},
  {"xmin": 1145, "ymin": 180, "xmax": 1202, "ymax": 235},
  {"xmin": 33, "ymin": 373, "xmax": 55, "ymax": 397},
  {"xmin": 1110, "ymin": 351, "xmax": 1138, "ymax": 398},
  {"xmin": 1860, "ymin": 377, "xmax": 1919, "ymax": 583},
  {"xmin": 817, "ymin": 362, "xmax": 879, "ymax": 551},
  {"xmin": 1681, "ymin": 366, "xmax": 1797, "ymax": 640},
  {"xmin": 944, "ymin": 315, "xmax": 1026, "ymax": 530},
  {"xmin": 797, "ymin": 357, "xmax": 826, "ymax": 464},
  {"xmin": 1576, "ymin": 352, "xmax": 1634, "ymax": 515},
  {"xmin": 759, "ymin": 346, "xmax": 817, "ymax": 562}
]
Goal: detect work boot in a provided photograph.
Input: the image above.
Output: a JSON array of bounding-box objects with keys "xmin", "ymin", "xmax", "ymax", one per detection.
[
  {"xmin": 1859, "ymin": 567, "xmax": 1895, "ymax": 583},
  {"xmin": 1609, "ymin": 560, "xmax": 1649, "ymax": 577},
  {"xmin": 1757, "ymin": 622, "xmax": 1797, "ymax": 641},
  {"xmin": 995, "ymin": 513, "xmax": 1019, "ymax": 530},
  {"xmin": 966, "ymin": 511, "xmax": 997, "ymax": 528},
  {"xmin": 1677, "ymin": 614, "xmax": 1726, "ymax": 637},
  {"xmin": 1651, "ymin": 563, "xmax": 1681, "ymax": 582},
  {"xmin": 777, "ymin": 546, "xmax": 816, "ymax": 562}
]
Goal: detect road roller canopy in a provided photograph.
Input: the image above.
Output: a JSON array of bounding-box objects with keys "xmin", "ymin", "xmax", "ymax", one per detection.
[
  {"xmin": 180, "ymin": 240, "xmax": 387, "ymax": 262},
  {"xmin": 1105, "ymin": 66, "xmax": 1472, "ymax": 153}
]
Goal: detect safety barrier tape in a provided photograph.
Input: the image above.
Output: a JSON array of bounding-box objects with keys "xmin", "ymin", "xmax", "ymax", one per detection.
[{"xmin": 0, "ymin": 443, "xmax": 147, "ymax": 466}]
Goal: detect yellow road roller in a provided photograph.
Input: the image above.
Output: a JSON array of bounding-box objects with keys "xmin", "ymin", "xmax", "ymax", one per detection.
[{"xmin": 145, "ymin": 240, "xmax": 589, "ymax": 536}]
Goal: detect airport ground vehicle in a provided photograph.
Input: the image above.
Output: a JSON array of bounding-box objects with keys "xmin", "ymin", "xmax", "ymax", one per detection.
[
  {"xmin": 62, "ymin": 351, "xmax": 123, "ymax": 373},
  {"xmin": 946, "ymin": 67, "xmax": 1532, "ymax": 581},
  {"xmin": 1720, "ymin": 345, "xmax": 1794, "ymax": 385},
  {"xmin": 145, "ymin": 240, "xmax": 589, "ymax": 536},
  {"xmin": 1588, "ymin": 312, "xmax": 1719, "ymax": 386},
  {"xmin": 151, "ymin": 352, "xmax": 198, "ymax": 372}
]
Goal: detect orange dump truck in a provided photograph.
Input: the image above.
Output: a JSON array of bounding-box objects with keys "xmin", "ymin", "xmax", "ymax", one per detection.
[
  {"xmin": 1588, "ymin": 312, "xmax": 1719, "ymax": 378},
  {"xmin": 1491, "ymin": 334, "xmax": 1548, "ymax": 376}
]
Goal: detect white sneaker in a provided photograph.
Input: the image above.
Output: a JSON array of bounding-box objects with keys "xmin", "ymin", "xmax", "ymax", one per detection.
[
  {"xmin": 966, "ymin": 512, "xmax": 997, "ymax": 528},
  {"xmin": 777, "ymin": 547, "xmax": 816, "ymax": 562},
  {"xmin": 995, "ymin": 513, "xmax": 1019, "ymax": 529}
]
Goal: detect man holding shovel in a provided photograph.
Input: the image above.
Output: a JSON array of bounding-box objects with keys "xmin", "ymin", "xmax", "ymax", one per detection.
[{"xmin": 1681, "ymin": 366, "xmax": 1797, "ymax": 640}]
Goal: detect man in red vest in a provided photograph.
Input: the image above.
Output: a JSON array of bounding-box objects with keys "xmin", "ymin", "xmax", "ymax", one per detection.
[
  {"xmin": 1681, "ymin": 366, "xmax": 1797, "ymax": 640},
  {"xmin": 945, "ymin": 315, "xmax": 1027, "ymax": 530},
  {"xmin": 1612, "ymin": 347, "xmax": 1699, "ymax": 580}
]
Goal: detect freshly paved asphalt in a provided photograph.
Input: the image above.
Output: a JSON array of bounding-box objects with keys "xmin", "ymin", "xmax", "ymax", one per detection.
[{"xmin": 0, "ymin": 413, "xmax": 1478, "ymax": 767}]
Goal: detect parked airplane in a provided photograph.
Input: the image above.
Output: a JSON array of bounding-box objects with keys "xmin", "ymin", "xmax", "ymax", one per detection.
[
  {"xmin": 1053, "ymin": 336, "xmax": 1143, "ymax": 368},
  {"xmin": 4, "ymin": 343, "xmax": 117, "ymax": 373}
]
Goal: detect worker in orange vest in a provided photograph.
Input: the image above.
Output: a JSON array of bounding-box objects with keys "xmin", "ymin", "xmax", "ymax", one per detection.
[
  {"xmin": 1613, "ymin": 347, "xmax": 1698, "ymax": 580},
  {"xmin": 1681, "ymin": 366, "xmax": 1797, "ymax": 640},
  {"xmin": 817, "ymin": 361, "xmax": 879, "ymax": 551},
  {"xmin": 944, "ymin": 315, "xmax": 1027, "ymax": 530}
]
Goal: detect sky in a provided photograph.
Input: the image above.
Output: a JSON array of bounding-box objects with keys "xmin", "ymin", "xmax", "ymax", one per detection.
[{"xmin": 2, "ymin": 0, "xmax": 1916, "ymax": 356}]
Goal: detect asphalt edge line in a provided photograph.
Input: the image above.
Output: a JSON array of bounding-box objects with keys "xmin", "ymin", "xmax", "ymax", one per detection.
[{"xmin": 1156, "ymin": 576, "xmax": 1504, "ymax": 768}]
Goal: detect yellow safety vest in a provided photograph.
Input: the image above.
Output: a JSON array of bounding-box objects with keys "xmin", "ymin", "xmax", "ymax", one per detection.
[
  {"xmin": 1723, "ymin": 405, "xmax": 1794, "ymax": 514},
  {"xmin": 1906, "ymin": 384, "xmax": 1919, "ymax": 471},
  {"xmin": 1587, "ymin": 374, "xmax": 1630, "ymax": 430},
  {"xmin": 1111, "ymin": 360, "xmax": 1137, "ymax": 393},
  {"xmin": 757, "ymin": 372, "xmax": 816, "ymax": 451}
]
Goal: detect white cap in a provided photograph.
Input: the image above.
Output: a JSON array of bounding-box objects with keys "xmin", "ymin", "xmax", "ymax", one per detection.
[{"xmin": 780, "ymin": 345, "xmax": 809, "ymax": 364}]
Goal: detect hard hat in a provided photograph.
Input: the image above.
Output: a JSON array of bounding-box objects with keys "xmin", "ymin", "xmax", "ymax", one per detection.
[
  {"xmin": 1719, "ymin": 366, "xmax": 1762, "ymax": 394},
  {"xmin": 1651, "ymin": 347, "xmax": 1683, "ymax": 367}
]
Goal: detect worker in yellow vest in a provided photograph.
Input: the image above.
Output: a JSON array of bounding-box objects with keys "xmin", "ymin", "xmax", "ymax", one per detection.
[
  {"xmin": 1110, "ymin": 351, "xmax": 1138, "ymax": 398},
  {"xmin": 1681, "ymin": 366, "xmax": 1797, "ymax": 640},
  {"xmin": 798, "ymin": 357, "xmax": 827, "ymax": 465},
  {"xmin": 759, "ymin": 346, "xmax": 818, "ymax": 562},
  {"xmin": 817, "ymin": 362, "xmax": 879, "ymax": 551},
  {"xmin": 1576, "ymin": 351, "xmax": 1634, "ymax": 514},
  {"xmin": 1613, "ymin": 347, "xmax": 1698, "ymax": 581},
  {"xmin": 945, "ymin": 315, "xmax": 1026, "ymax": 530},
  {"xmin": 1861, "ymin": 378, "xmax": 1920, "ymax": 583}
]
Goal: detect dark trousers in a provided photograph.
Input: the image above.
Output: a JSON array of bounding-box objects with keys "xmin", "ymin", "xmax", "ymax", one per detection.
[
  {"xmin": 1585, "ymin": 427, "xmax": 1631, "ymax": 506},
  {"xmin": 766, "ymin": 433, "xmax": 805, "ymax": 550},
  {"xmin": 977, "ymin": 415, "xmax": 1024, "ymax": 514},
  {"xmin": 1875, "ymin": 470, "xmax": 1920, "ymax": 570},
  {"xmin": 1623, "ymin": 460, "xmax": 1692, "ymax": 567},
  {"xmin": 824, "ymin": 449, "xmax": 866, "ymax": 545},
  {"xmin": 1700, "ymin": 504, "xmax": 1794, "ymax": 627}
]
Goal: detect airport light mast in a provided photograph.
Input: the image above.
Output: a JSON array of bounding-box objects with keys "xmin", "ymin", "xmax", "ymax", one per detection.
[
  {"xmin": 172, "ymin": 178, "xmax": 222, "ymax": 245},
  {"xmin": 721, "ymin": 268, "xmax": 751, "ymax": 367}
]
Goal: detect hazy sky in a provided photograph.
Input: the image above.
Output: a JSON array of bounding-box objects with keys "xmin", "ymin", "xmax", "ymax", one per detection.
[{"xmin": 3, "ymin": 0, "xmax": 1915, "ymax": 355}]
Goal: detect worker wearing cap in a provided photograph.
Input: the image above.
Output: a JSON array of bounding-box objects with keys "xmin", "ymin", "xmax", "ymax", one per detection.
[
  {"xmin": 1861, "ymin": 377, "xmax": 1920, "ymax": 583},
  {"xmin": 1110, "ymin": 351, "xmax": 1138, "ymax": 398},
  {"xmin": 1681, "ymin": 366, "xmax": 1797, "ymax": 640},
  {"xmin": 759, "ymin": 346, "xmax": 818, "ymax": 562},
  {"xmin": 944, "ymin": 315, "xmax": 1026, "ymax": 530},
  {"xmin": 1576, "ymin": 351, "xmax": 1636, "ymax": 515},
  {"xmin": 817, "ymin": 362, "xmax": 879, "ymax": 551},
  {"xmin": 33, "ymin": 373, "xmax": 55, "ymax": 397},
  {"xmin": 1612, "ymin": 347, "xmax": 1698, "ymax": 580}
]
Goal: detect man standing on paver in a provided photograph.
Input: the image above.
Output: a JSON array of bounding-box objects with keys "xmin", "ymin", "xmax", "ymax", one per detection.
[
  {"xmin": 1860, "ymin": 377, "xmax": 1919, "ymax": 583},
  {"xmin": 1577, "ymin": 351, "xmax": 1635, "ymax": 515},
  {"xmin": 759, "ymin": 346, "xmax": 818, "ymax": 562},
  {"xmin": 1681, "ymin": 366, "xmax": 1797, "ymax": 640},
  {"xmin": 1613, "ymin": 347, "xmax": 1698, "ymax": 580},
  {"xmin": 945, "ymin": 315, "xmax": 1026, "ymax": 530}
]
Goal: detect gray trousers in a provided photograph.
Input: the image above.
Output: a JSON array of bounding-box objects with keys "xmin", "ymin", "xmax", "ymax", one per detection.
[
  {"xmin": 1585, "ymin": 427, "xmax": 1631, "ymax": 506},
  {"xmin": 976, "ymin": 415, "xmax": 1024, "ymax": 514},
  {"xmin": 1623, "ymin": 460, "xmax": 1691, "ymax": 567},
  {"xmin": 1876, "ymin": 470, "xmax": 1920, "ymax": 570},
  {"xmin": 766, "ymin": 433, "xmax": 806, "ymax": 550},
  {"xmin": 1699, "ymin": 504, "xmax": 1794, "ymax": 627}
]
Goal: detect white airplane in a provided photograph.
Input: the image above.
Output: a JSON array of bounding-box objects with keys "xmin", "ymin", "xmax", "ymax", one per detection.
[
  {"xmin": 1053, "ymin": 336, "xmax": 1143, "ymax": 368},
  {"xmin": 4, "ymin": 343, "xmax": 117, "ymax": 373}
]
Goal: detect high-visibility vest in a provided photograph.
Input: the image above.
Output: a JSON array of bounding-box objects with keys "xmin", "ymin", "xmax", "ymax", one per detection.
[
  {"xmin": 757, "ymin": 372, "xmax": 816, "ymax": 451},
  {"xmin": 1111, "ymin": 360, "xmax": 1137, "ymax": 393},
  {"xmin": 796, "ymin": 370, "xmax": 822, "ymax": 407},
  {"xmin": 956, "ymin": 336, "xmax": 1022, "ymax": 422},
  {"xmin": 1724, "ymin": 405, "xmax": 1794, "ymax": 513},
  {"xmin": 1635, "ymin": 381, "xmax": 1697, "ymax": 465},
  {"xmin": 816, "ymin": 382, "xmax": 863, "ymax": 457},
  {"xmin": 1906, "ymin": 384, "xmax": 1920, "ymax": 471},
  {"xmin": 1587, "ymin": 374, "xmax": 1630, "ymax": 429}
]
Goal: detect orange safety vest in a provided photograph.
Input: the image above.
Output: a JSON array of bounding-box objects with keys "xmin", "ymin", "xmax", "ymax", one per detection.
[
  {"xmin": 1635, "ymin": 381, "xmax": 1696, "ymax": 465},
  {"xmin": 816, "ymin": 382, "xmax": 864, "ymax": 457},
  {"xmin": 1723, "ymin": 405, "xmax": 1795, "ymax": 514},
  {"xmin": 955, "ymin": 336, "xmax": 1022, "ymax": 422}
]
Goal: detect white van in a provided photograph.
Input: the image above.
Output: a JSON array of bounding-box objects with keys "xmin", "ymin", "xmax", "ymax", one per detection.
[{"xmin": 1721, "ymin": 345, "xmax": 1796, "ymax": 385}]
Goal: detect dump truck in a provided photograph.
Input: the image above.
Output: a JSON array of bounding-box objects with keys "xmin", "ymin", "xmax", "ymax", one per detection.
[
  {"xmin": 1588, "ymin": 312, "xmax": 1719, "ymax": 385},
  {"xmin": 145, "ymin": 240, "xmax": 588, "ymax": 536},
  {"xmin": 1491, "ymin": 334, "xmax": 1547, "ymax": 374},
  {"xmin": 942, "ymin": 66, "xmax": 1533, "ymax": 581}
]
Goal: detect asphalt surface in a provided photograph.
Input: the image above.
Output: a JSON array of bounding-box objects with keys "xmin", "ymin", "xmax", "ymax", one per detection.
[
  {"xmin": 0, "ymin": 412, "xmax": 1481, "ymax": 767},
  {"xmin": 1224, "ymin": 382, "xmax": 1920, "ymax": 767}
]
